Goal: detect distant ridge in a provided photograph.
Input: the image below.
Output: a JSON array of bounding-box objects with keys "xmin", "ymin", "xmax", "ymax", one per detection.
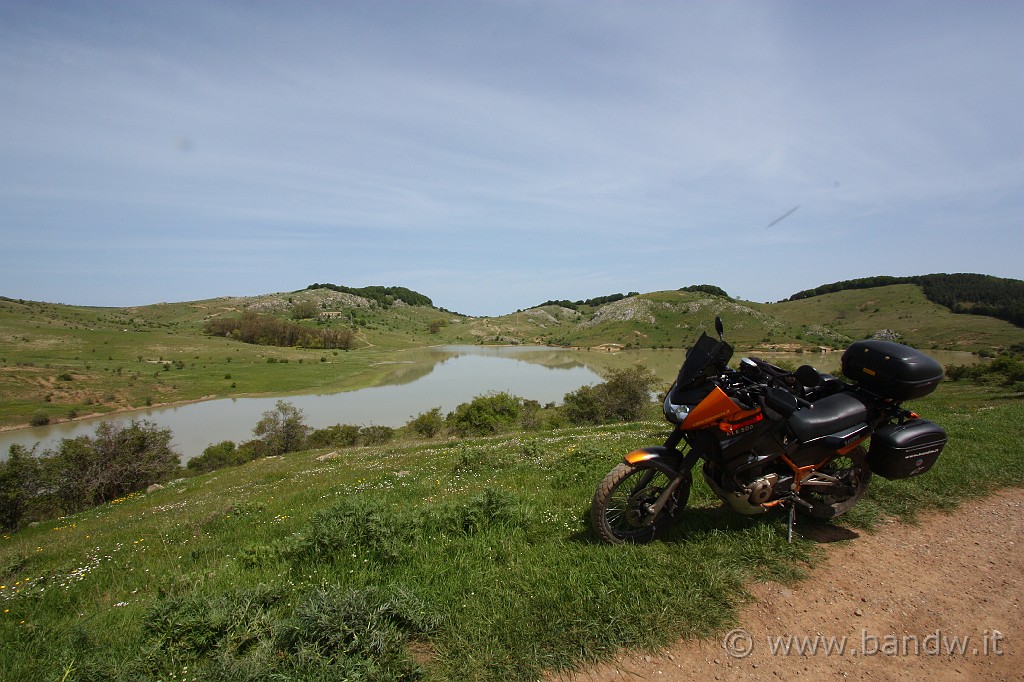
[{"xmin": 788, "ymin": 273, "xmax": 1024, "ymax": 328}]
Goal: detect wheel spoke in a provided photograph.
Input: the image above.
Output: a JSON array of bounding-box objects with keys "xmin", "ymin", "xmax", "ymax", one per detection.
[{"xmin": 592, "ymin": 462, "xmax": 691, "ymax": 543}]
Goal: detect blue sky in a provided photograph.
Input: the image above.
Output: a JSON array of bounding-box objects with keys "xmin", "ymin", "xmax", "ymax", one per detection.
[{"xmin": 2, "ymin": 1, "xmax": 1021, "ymax": 316}]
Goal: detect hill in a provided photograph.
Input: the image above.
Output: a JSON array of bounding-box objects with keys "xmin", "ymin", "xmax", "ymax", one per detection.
[
  {"xmin": 788, "ymin": 273, "xmax": 1024, "ymax": 327},
  {"xmin": 1, "ymin": 276, "xmax": 1022, "ymax": 430},
  {"xmin": 470, "ymin": 283, "xmax": 1023, "ymax": 353}
]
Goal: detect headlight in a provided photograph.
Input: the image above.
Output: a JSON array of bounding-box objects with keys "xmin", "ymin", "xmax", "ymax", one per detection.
[{"xmin": 663, "ymin": 393, "xmax": 692, "ymax": 423}]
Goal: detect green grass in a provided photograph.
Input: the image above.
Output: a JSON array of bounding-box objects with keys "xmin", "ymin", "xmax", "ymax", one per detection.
[
  {"xmin": 2, "ymin": 382, "xmax": 1021, "ymax": 681},
  {"xmin": 0, "ymin": 294, "xmax": 468, "ymax": 429},
  {"xmin": 3, "ymin": 284, "xmax": 1022, "ymax": 429}
]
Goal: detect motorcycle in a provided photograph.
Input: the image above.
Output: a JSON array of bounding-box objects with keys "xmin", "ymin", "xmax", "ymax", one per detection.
[{"xmin": 590, "ymin": 317, "xmax": 948, "ymax": 544}]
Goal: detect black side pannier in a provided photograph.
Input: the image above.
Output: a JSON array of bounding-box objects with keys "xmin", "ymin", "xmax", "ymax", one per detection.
[
  {"xmin": 841, "ymin": 340, "xmax": 943, "ymax": 401},
  {"xmin": 868, "ymin": 418, "xmax": 947, "ymax": 479}
]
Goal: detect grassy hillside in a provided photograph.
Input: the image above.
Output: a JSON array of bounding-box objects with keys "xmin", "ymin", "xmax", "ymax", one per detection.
[
  {"xmin": 0, "ymin": 291, "xmax": 471, "ymax": 430},
  {"xmin": 1, "ymin": 382, "xmax": 1021, "ymax": 681},
  {"xmin": 2, "ymin": 281, "xmax": 1023, "ymax": 431},
  {"xmin": 768, "ymin": 283, "xmax": 1022, "ymax": 351},
  {"xmin": 467, "ymin": 286, "xmax": 1023, "ymax": 352}
]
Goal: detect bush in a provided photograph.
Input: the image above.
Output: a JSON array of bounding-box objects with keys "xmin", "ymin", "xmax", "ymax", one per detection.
[
  {"xmin": 48, "ymin": 420, "xmax": 181, "ymax": 512},
  {"xmin": 947, "ymin": 355, "xmax": 1024, "ymax": 386},
  {"xmin": 446, "ymin": 392, "xmax": 522, "ymax": 436},
  {"xmin": 359, "ymin": 425, "xmax": 394, "ymax": 446},
  {"xmin": 29, "ymin": 410, "xmax": 50, "ymax": 426},
  {"xmin": 520, "ymin": 399, "xmax": 542, "ymax": 431},
  {"xmin": 307, "ymin": 424, "xmax": 362, "ymax": 448},
  {"xmin": 408, "ymin": 407, "xmax": 444, "ymax": 438},
  {"xmin": 562, "ymin": 364, "xmax": 659, "ymax": 425},
  {"xmin": 561, "ymin": 384, "xmax": 605, "ymax": 425},
  {"xmin": 187, "ymin": 440, "xmax": 248, "ymax": 474},
  {"xmin": 0, "ymin": 445, "xmax": 41, "ymax": 530}
]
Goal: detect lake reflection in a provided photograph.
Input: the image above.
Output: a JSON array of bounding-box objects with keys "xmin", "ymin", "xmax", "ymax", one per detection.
[{"xmin": 0, "ymin": 346, "xmax": 602, "ymax": 463}]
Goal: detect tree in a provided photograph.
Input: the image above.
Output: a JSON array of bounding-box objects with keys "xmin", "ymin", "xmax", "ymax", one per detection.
[
  {"xmin": 49, "ymin": 420, "xmax": 180, "ymax": 512},
  {"xmin": 253, "ymin": 401, "xmax": 310, "ymax": 456},
  {"xmin": 0, "ymin": 444, "xmax": 41, "ymax": 531},
  {"xmin": 291, "ymin": 300, "xmax": 319, "ymax": 320}
]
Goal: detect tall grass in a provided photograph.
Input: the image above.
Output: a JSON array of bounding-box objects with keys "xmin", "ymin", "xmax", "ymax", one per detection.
[{"xmin": 1, "ymin": 383, "xmax": 1021, "ymax": 681}]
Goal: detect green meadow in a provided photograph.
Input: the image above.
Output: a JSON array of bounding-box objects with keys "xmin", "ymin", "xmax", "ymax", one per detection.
[
  {"xmin": 3, "ymin": 283, "xmax": 1022, "ymax": 431},
  {"xmin": 1, "ymin": 381, "xmax": 1021, "ymax": 681},
  {"xmin": 2, "ymin": 280, "xmax": 1022, "ymax": 678}
]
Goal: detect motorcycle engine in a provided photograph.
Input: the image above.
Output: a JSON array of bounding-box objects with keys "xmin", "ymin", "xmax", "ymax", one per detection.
[
  {"xmin": 703, "ymin": 457, "xmax": 793, "ymax": 515},
  {"xmin": 746, "ymin": 473, "xmax": 779, "ymax": 505}
]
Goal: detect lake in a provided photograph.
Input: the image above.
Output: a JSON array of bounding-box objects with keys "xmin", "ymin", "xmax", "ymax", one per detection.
[
  {"xmin": 0, "ymin": 345, "xmax": 977, "ymax": 463},
  {"xmin": 0, "ymin": 345, "xmax": 603, "ymax": 462}
]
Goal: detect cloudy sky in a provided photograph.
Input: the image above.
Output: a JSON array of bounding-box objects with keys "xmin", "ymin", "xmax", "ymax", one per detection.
[{"xmin": 2, "ymin": 1, "xmax": 1021, "ymax": 316}]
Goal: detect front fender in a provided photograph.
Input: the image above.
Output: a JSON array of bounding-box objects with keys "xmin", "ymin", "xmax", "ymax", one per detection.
[{"xmin": 624, "ymin": 446, "xmax": 686, "ymax": 477}]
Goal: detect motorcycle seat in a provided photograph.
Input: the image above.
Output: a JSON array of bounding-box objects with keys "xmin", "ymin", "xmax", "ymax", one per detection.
[{"xmin": 787, "ymin": 392, "xmax": 868, "ymax": 442}]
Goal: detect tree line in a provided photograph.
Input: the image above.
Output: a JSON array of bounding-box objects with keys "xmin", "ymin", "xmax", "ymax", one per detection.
[
  {"xmin": 531, "ymin": 292, "xmax": 641, "ymax": 311},
  {"xmin": 679, "ymin": 284, "xmax": 731, "ymax": 298},
  {"xmin": 788, "ymin": 273, "xmax": 1024, "ymax": 327},
  {"xmin": 305, "ymin": 283, "xmax": 433, "ymax": 307},
  {"xmin": 531, "ymin": 285, "xmax": 730, "ymax": 313},
  {"xmin": 204, "ymin": 312, "xmax": 357, "ymax": 349}
]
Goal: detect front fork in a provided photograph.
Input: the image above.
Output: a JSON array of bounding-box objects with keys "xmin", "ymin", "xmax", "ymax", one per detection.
[
  {"xmin": 624, "ymin": 429, "xmax": 700, "ymax": 523},
  {"xmin": 642, "ymin": 473, "xmax": 686, "ymax": 518}
]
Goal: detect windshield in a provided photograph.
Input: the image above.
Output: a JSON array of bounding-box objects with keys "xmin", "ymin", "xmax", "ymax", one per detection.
[{"xmin": 675, "ymin": 332, "xmax": 733, "ymax": 388}]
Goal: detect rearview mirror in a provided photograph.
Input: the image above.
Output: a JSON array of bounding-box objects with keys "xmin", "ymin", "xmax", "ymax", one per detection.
[{"xmin": 714, "ymin": 316, "xmax": 724, "ymax": 340}]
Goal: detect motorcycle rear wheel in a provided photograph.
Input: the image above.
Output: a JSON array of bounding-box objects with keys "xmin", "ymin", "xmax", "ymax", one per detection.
[
  {"xmin": 798, "ymin": 445, "xmax": 872, "ymax": 519},
  {"xmin": 591, "ymin": 462, "xmax": 690, "ymax": 544}
]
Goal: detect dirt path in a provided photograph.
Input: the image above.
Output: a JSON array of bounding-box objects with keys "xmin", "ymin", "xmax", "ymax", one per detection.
[{"xmin": 557, "ymin": 488, "xmax": 1023, "ymax": 681}]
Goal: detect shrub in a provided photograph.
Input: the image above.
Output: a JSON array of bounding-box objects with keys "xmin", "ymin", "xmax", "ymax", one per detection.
[
  {"xmin": 561, "ymin": 384, "xmax": 605, "ymax": 425},
  {"xmin": 48, "ymin": 420, "xmax": 181, "ymax": 511},
  {"xmin": 562, "ymin": 364, "xmax": 659, "ymax": 425},
  {"xmin": 29, "ymin": 410, "xmax": 50, "ymax": 426},
  {"xmin": 408, "ymin": 407, "xmax": 444, "ymax": 438},
  {"xmin": 0, "ymin": 445, "xmax": 41, "ymax": 530},
  {"xmin": 307, "ymin": 424, "xmax": 361, "ymax": 449},
  {"xmin": 187, "ymin": 440, "xmax": 247, "ymax": 474},
  {"xmin": 520, "ymin": 399, "xmax": 542, "ymax": 430},
  {"xmin": 446, "ymin": 392, "xmax": 522, "ymax": 436},
  {"xmin": 359, "ymin": 425, "xmax": 395, "ymax": 446}
]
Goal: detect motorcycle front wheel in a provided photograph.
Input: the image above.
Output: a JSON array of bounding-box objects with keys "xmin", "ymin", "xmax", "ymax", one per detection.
[
  {"xmin": 590, "ymin": 462, "xmax": 690, "ymax": 544},
  {"xmin": 799, "ymin": 445, "xmax": 872, "ymax": 519}
]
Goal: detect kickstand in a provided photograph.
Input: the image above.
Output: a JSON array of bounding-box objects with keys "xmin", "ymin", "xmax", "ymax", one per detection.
[{"xmin": 787, "ymin": 502, "xmax": 796, "ymax": 544}]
